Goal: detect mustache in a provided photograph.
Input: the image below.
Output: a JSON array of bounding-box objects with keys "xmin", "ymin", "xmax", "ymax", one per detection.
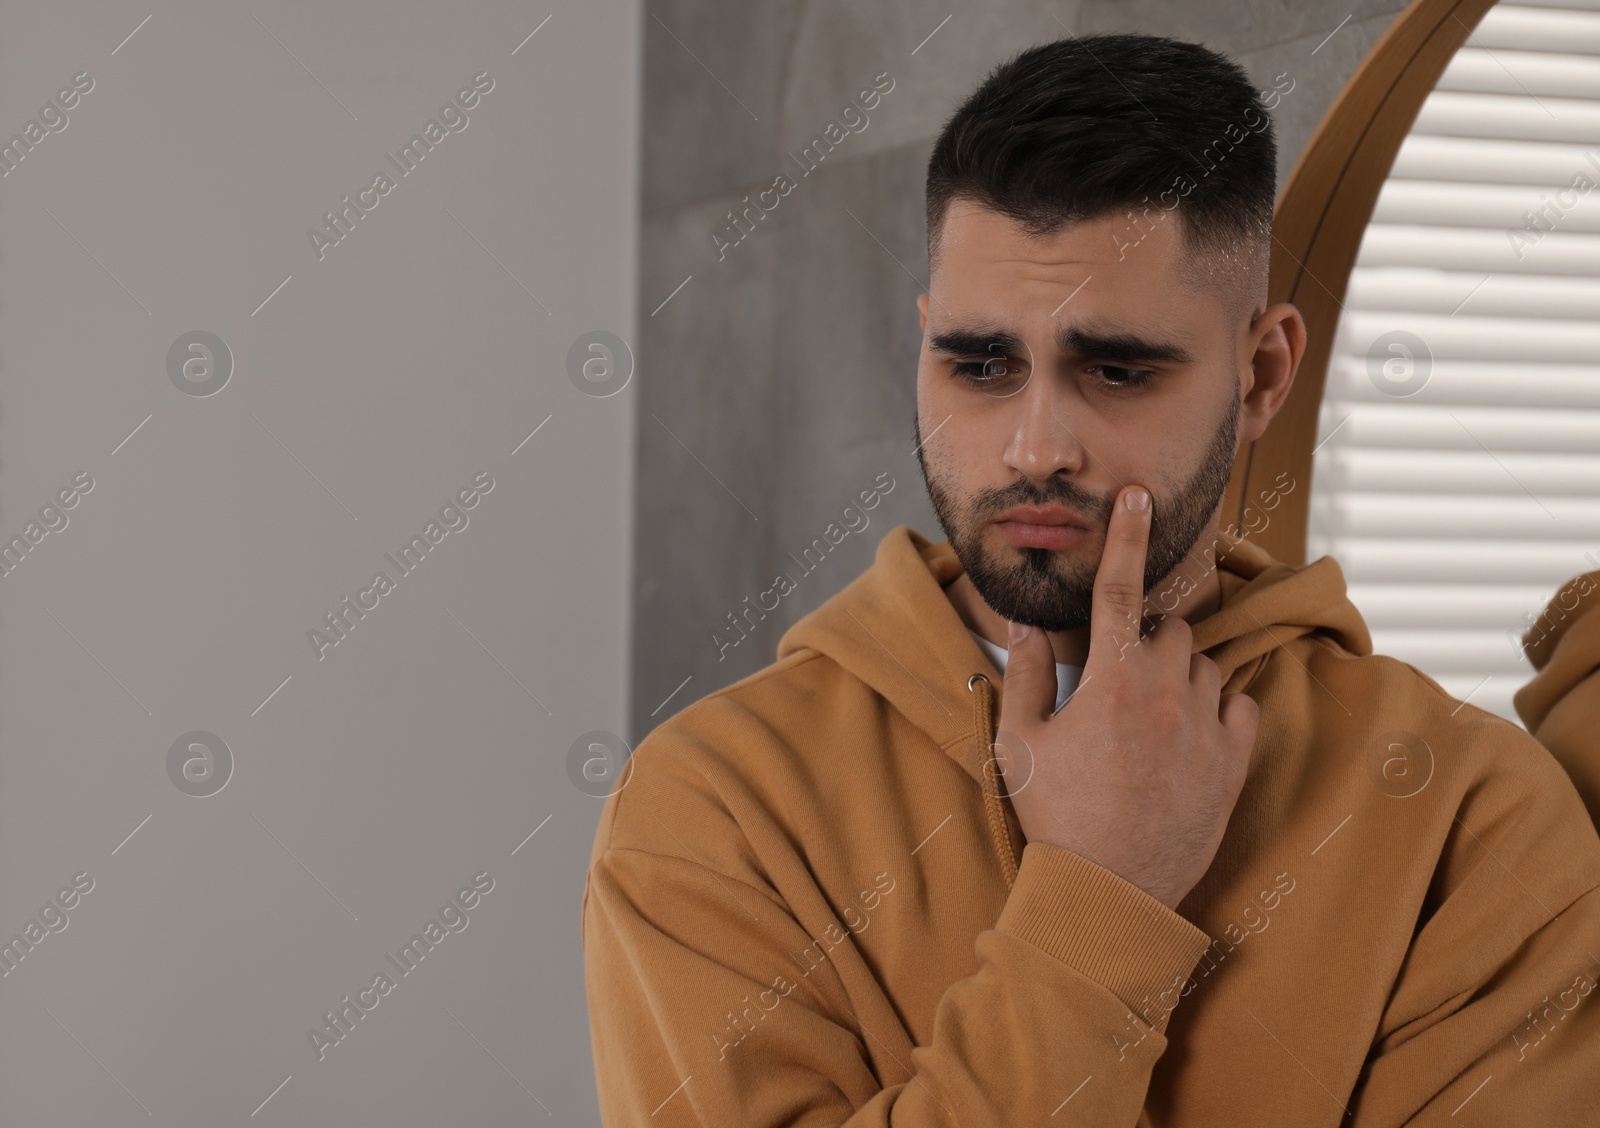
[{"xmin": 971, "ymin": 479, "xmax": 1116, "ymax": 525}]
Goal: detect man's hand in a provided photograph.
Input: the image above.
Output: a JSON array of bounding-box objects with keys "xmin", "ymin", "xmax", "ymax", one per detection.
[{"xmin": 992, "ymin": 484, "xmax": 1259, "ymax": 911}]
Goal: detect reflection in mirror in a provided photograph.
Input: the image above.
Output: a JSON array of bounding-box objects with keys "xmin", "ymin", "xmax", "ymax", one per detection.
[{"xmin": 1308, "ymin": 0, "xmax": 1600, "ymax": 724}]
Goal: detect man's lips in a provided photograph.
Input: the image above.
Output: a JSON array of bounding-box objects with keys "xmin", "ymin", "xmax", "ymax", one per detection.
[
  {"xmin": 991, "ymin": 505, "xmax": 1096, "ymax": 550},
  {"xmin": 991, "ymin": 505, "xmax": 1093, "ymax": 529}
]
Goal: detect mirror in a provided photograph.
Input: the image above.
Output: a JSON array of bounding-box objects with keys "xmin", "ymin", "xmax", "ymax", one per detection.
[{"xmin": 1306, "ymin": 0, "xmax": 1600, "ymax": 724}]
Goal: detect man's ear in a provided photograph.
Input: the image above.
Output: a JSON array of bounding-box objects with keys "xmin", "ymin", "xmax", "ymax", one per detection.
[
  {"xmin": 1239, "ymin": 302, "xmax": 1306, "ymax": 444},
  {"xmin": 917, "ymin": 292, "xmax": 929, "ymax": 332}
]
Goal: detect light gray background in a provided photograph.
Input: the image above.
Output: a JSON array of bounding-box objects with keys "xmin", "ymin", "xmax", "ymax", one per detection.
[
  {"xmin": 0, "ymin": 1, "xmax": 1405, "ymax": 1124},
  {"xmin": 1, "ymin": 1, "xmax": 636, "ymax": 1123}
]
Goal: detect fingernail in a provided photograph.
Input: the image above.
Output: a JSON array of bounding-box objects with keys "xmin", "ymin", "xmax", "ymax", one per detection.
[
  {"xmin": 1008, "ymin": 620, "xmax": 1031, "ymax": 644},
  {"xmin": 1125, "ymin": 487, "xmax": 1149, "ymax": 512}
]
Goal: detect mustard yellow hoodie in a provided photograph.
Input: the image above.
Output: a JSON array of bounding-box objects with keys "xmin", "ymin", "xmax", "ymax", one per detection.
[
  {"xmin": 583, "ymin": 525, "xmax": 1600, "ymax": 1125},
  {"xmin": 1517, "ymin": 567, "xmax": 1600, "ymax": 826}
]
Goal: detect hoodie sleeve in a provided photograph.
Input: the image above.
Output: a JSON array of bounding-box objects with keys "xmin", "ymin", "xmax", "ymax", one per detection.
[
  {"xmin": 1349, "ymin": 886, "xmax": 1600, "ymax": 1125},
  {"xmin": 583, "ymin": 840, "xmax": 1214, "ymax": 1125},
  {"xmin": 1514, "ymin": 569, "xmax": 1600, "ymax": 825},
  {"xmin": 1344, "ymin": 718, "xmax": 1600, "ymax": 1126}
]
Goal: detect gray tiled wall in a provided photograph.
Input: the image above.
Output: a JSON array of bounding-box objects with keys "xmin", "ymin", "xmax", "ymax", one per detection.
[{"xmin": 631, "ymin": 0, "xmax": 1410, "ymax": 740}]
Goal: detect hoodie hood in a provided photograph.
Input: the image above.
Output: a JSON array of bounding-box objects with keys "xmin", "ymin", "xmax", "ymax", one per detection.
[
  {"xmin": 1515, "ymin": 567, "xmax": 1600, "ymax": 732},
  {"xmin": 1514, "ymin": 568, "xmax": 1600, "ymax": 824},
  {"xmin": 779, "ymin": 523, "xmax": 1372, "ymax": 757}
]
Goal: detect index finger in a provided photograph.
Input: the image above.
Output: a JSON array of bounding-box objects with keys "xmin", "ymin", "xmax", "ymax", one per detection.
[{"xmin": 1087, "ymin": 484, "xmax": 1152, "ymax": 670}]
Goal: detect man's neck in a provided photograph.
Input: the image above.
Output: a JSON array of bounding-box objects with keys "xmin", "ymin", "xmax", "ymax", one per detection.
[{"xmin": 944, "ymin": 530, "xmax": 1226, "ymax": 667}]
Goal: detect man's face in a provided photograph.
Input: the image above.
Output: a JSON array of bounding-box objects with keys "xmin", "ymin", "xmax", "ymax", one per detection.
[{"xmin": 914, "ymin": 198, "xmax": 1248, "ymax": 632}]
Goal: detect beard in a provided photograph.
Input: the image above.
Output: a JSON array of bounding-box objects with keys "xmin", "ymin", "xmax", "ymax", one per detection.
[{"xmin": 914, "ymin": 390, "xmax": 1239, "ymax": 632}]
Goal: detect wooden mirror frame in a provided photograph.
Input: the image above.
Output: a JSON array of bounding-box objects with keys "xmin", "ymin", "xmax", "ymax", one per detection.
[{"xmin": 1221, "ymin": 0, "xmax": 1500, "ymax": 565}]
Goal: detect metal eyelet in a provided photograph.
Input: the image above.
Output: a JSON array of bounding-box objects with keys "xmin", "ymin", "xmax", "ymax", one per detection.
[{"xmin": 967, "ymin": 673, "xmax": 991, "ymax": 691}]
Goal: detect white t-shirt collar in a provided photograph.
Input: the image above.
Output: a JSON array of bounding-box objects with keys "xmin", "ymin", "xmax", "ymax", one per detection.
[{"xmin": 967, "ymin": 629, "xmax": 1084, "ymax": 715}]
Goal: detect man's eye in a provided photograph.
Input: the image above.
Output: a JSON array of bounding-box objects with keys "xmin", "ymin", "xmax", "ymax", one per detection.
[
  {"xmin": 1089, "ymin": 365, "xmax": 1153, "ymax": 389},
  {"xmin": 951, "ymin": 358, "xmax": 1014, "ymax": 384}
]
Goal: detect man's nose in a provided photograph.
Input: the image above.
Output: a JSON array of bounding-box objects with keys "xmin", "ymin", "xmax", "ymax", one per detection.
[{"xmin": 1007, "ymin": 368, "xmax": 1089, "ymax": 481}]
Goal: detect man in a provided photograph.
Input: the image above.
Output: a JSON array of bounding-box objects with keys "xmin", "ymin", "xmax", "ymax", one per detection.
[
  {"xmin": 1518, "ymin": 565, "xmax": 1600, "ymax": 823},
  {"xmin": 583, "ymin": 34, "xmax": 1600, "ymax": 1124}
]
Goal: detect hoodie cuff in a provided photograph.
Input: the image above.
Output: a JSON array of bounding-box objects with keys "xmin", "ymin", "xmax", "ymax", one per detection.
[{"xmin": 995, "ymin": 842, "xmax": 1213, "ymax": 1032}]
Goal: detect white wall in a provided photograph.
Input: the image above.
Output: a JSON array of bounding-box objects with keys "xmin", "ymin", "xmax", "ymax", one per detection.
[{"xmin": 0, "ymin": 2, "xmax": 637, "ymax": 1123}]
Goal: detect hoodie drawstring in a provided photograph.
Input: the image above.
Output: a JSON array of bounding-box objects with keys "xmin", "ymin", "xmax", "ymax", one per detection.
[{"xmin": 967, "ymin": 673, "xmax": 1017, "ymax": 891}]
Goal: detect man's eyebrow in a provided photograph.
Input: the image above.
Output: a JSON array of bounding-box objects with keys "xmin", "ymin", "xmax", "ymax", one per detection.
[
  {"xmin": 926, "ymin": 326, "xmax": 1023, "ymax": 357},
  {"xmin": 925, "ymin": 322, "xmax": 1194, "ymax": 366},
  {"xmin": 1059, "ymin": 325, "xmax": 1193, "ymax": 366}
]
